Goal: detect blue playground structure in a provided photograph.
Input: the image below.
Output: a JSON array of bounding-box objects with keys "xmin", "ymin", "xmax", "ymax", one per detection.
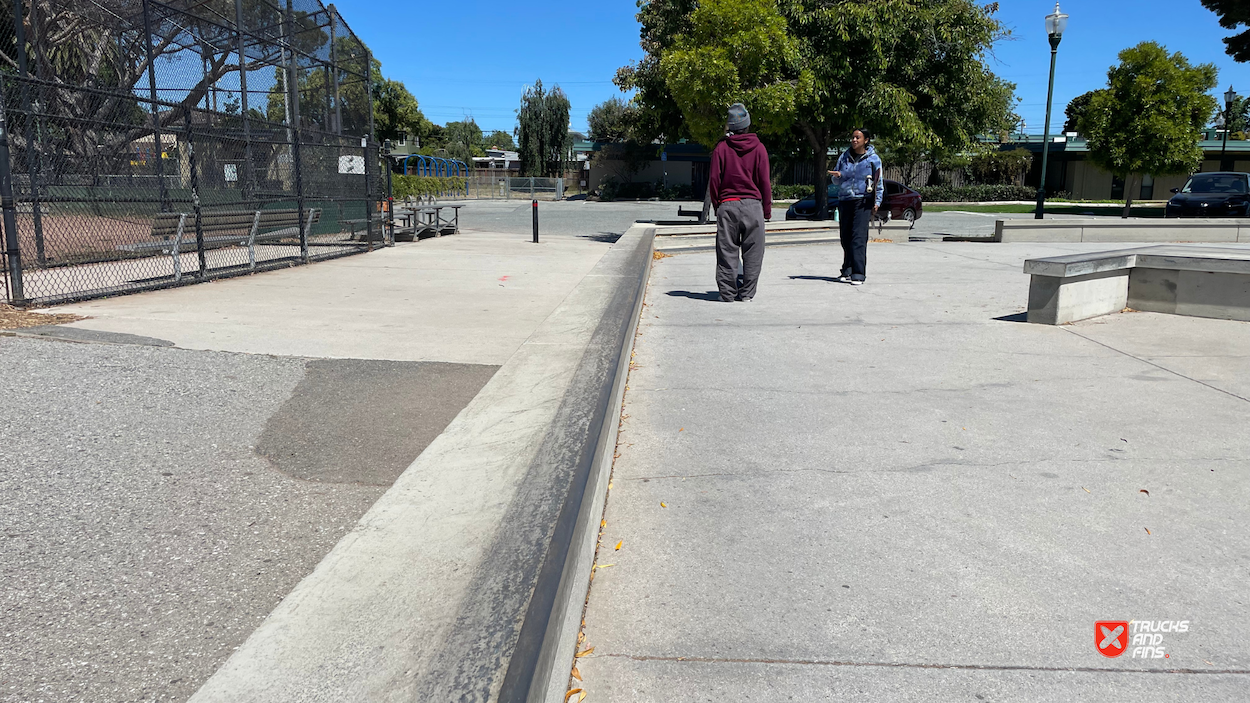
[{"xmin": 396, "ymin": 155, "xmax": 470, "ymax": 197}]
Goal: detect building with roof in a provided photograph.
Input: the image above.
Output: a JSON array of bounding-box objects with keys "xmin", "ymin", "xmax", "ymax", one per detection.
[{"xmin": 1018, "ymin": 132, "xmax": 1250, "ymax": 201}]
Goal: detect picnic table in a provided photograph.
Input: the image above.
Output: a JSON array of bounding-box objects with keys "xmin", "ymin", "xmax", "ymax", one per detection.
[{"xmin": 393, "ymin": 204, "xmax": 463, "ymax": 241}]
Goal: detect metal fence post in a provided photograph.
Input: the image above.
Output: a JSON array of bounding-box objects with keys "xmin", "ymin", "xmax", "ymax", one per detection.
[
  {"xmin": 183, "ymin": 107, "xmax": 207, "ymax": 277},
  {"xmin": 141, "ymin": 0, "xmax": 171, "ymax": 213},
  {"xmin": 329, "ymin": 4, "xmax": 342, "ymax": 135},
  {"xmin": 0, "ymin": 77, "xmax": 24, "ymax": 303},
  {"xmin": 12, "ymin": 0, "xmax": 45, "ymax": 265},
  {"xmin": 364, "ymin": 47, "xmax": 378, "ymax": 247},
  {"xmin": 235, "ymin": 0, "xmax": 255, "ymax": 204},
  {"xmin": 285, "ymin": 0, "xmax": 308, "ymax": 263}
]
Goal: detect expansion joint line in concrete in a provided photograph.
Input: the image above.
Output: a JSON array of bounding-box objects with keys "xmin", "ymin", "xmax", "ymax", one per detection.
[
  {"xmin": 1062, "ymin": 328, "xmax": 1250, "ymax": 405},
  {"xmin": 599, "ymin": 653, "xmax": 1250, "ymax": 676}
]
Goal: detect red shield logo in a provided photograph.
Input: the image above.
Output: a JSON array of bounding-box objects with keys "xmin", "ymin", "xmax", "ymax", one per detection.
[{"xmin": 1096, "ymin": 621, "xmax": 1130, "ymax": 658}]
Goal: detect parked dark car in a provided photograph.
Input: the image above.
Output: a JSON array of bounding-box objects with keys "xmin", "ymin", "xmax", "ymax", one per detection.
[
  {"xmin": 1165, "ymin": 172, "xmax": 1250, "ymax": 217},
  {"xmin": 785, "ymin": 179, "xmax": 923, "ymax": 222}
]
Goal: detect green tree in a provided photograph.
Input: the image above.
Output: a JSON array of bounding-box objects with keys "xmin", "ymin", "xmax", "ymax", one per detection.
[
  {"xmin": 778, "ymin": 0, "xmax": 1016, "ymax": 217},
  {"xmin": 1079, "ymin": 42, "xmax": 1217, "ymax": 217},
  {"xmin": 1063, "ymin": 91, "xmax": 1097, "ymax": 134},
  {"xmin": 656, "ymin": 0, "xmax": 805, "ymax": 147},
  {"xmin": 614, "ymin": 0, "xmax": 697, "ymax": 143},
  {"xmin": 443, "ymin": 119, "xmax": 484, "ymax": 162},
  {"xmin": 1202, "ymin": 0, "xmax": 1250, "ymax": 61},
  {"xmin": 517, "ymin": 80, "xmax": 572, "ymax": 177},
  {"xmin": 622, "ymin": 0, "xmax": 1015, "ymax": 217},
  {"xmin": 484, "ymin": 130, "xmax": 515, "ymax": 150},
  {"xmin": 588, "ymin": 97, "xmax": 639, "ymax": 142},
  {"xmin": 374, "ymin": 74, "xmax": 433, "ymax": 144}
]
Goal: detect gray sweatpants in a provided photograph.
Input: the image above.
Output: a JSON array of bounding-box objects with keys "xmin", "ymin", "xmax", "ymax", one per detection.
[{"xmin": 715, "ymin": 198, "xmax": 765, "ymax": 301}]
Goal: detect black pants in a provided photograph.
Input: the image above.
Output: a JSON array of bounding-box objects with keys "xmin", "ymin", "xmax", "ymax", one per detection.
[
  {"xmin": 715, "ymin": 199, "xmax": 766, "ymax": 301},
  {"xmin": 837, "ymin": 196, "xmax": 873, "ymax": 281}
]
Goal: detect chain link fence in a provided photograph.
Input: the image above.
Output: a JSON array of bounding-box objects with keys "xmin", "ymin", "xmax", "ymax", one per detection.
[{"xmin": 0, "ymin": 0, "xmax": 385, "ymax": 307}]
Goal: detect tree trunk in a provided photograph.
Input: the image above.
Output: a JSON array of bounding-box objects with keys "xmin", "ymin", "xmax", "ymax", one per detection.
[
  {"xmin": 798, "ymin": 123, "xmax": 830, "ymax": 220},
  {"xmin": 1122, "ymin": 173, "xmax": 1137, "ymax": 219}
]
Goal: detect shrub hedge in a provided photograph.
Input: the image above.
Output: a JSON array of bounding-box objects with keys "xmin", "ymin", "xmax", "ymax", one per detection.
[
  {"xmin": 913, "ymin": 184, "xmax": 1036, "ymax": 202},
  {"xmin": 772, "ymin": 184, "xmax": 814, "ymax": 200},
  {"xmin": 392, "ymin": 175, "xmax": 467, "ymax": 199}
]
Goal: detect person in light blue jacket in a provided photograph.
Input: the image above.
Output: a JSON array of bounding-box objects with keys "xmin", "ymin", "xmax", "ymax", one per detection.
[{"xmin": 827, "ymin": 128, "xmax": 883, "ymax": 285}]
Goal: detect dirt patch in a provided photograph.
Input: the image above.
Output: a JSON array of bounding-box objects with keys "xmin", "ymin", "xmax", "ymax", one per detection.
[{"xmin": 0, "ymin": 304, "xmax": 85, "ymax": 329}]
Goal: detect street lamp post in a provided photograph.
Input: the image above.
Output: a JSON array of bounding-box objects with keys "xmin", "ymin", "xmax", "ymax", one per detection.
[
  {"xmin": 1035, "ymin": 3, "xmax": 1069, "ymax": 220},
  {"xmin": 1221, "ymin": 86, "xmax": 1237, "ymax": 171}
]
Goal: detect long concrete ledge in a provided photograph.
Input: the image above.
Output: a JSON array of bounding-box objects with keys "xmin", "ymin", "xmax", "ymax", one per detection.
[
  {"xmin": 996, "ymin": 218, "xmax": 1250, "ymax": 243},
  {"xmin": 1024, "ymin": 245, "xmax": 1250, "ymax": 324},
  {"xmin": 190, "ymin": 225, "xmax": 655, "ymax": 702}
]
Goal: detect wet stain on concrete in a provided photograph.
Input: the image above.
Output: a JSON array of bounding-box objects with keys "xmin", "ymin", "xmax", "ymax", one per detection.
[{"xmin": 257, "ymin": 358, "xmax": 498, "ymax": 486}]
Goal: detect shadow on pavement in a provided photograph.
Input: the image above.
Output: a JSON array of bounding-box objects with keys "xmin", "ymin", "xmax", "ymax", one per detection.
[
  {"xmin": 993, "ymin": 312, "xmax": 1030, "ymax": 323},
  {"xmin": 788, "ymin": 275, "xmax": 842, "ymax": 283},
  {"xmin": 579, "ymin": 232, "xmax": 622, "ymax": 243},
  {"xmin": 665, "ymin": 290, "xmax": 725, "ymax": 301}
]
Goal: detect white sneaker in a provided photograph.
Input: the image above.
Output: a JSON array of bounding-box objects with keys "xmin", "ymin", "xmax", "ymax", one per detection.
[{"xmin": 850, "ymin": 279, "xmax": 864, "ymax": 286}]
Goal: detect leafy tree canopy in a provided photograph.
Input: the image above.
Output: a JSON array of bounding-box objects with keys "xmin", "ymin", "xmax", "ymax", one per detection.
[
  {"xmin": 588, "ymin": 97, "xmax": 639, "ymax": 142},
  {"xmin": 657, "ymin": 0, "xmax": 806, "ymax": 147},
  {"xmin": 373, "ymin": 60, "xmax": 435, "ymax": 145},
  {"xmin": 484, "ymin": 130, "xmax": 516, "ymax": 150},
  {"xmin": 1063, "ymin": 91, "xmax": 1097, "ymax": 134},
  {"xmin": 1078, "ymin": 42, "xmax": 1217, "ymax": 210},
  {"xmin": 1201, "ymin": 0, "xmax": 1250, "ymax": 62},
  {"xmin": 517, "ymin": 79, "xmax": 572, "ymax": 177},
  {"xmin": 621, "ymin": 0, "xmax": 1017, "ymax": 216}
]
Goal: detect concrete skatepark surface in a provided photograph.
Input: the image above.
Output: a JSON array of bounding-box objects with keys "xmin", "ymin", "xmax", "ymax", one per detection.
[
  {"xmin": 578, "ymin": 241, "xmax": 1250, "ymax": 700},
  {"xmin": 1, "ymin": 205, "xmax": 637, "ymax": 702},
  {"xmin": 6, "ymin": 201, "xmax": 1250, "ymax": 702}
]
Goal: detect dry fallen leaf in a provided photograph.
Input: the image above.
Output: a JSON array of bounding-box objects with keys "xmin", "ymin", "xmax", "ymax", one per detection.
[
  {"xmin": 1144, "ymin": 527, "xmax": 1151, "ymax": 535},
  {"xmin": 1082, "ymin": 487, "xmax": 1090, "ymax": 493},
  {"xmin": 660, "ymin": 502, "xmax": 667, "ymax": 508},
  {"xmin": 678, "ymin": 428, "xmax": 684, "ymax": 432},
  {"xmin": 601, "ymin": 519, "xmax": 606, "ymax": 528},
  {"xmin": 579, "ymin": 693, "xmax": 587, "ymax": 702},
  {"xmin": 578, "ymin": 632, "xmax": 585, "ymax": 643},
  {"xmin": 608, "ymin": 482, "xmax": 614, "ymax": 490},
  {"xmin": 596, "ymin": 563, "xmax": 615, "ymax": 569},
  {"xmin": 571, "ymin": 666, "xmax": 582, "ymax": 681},
  {"xmin": 615, "ymin": 540, "xmax": 622, "ymax": 551},
  {"xmin": 575, "ymin": 647, "xmax": 595, "ymax": 657},
  {"xmin": 1139, "ymin": 489, "xmax": 1150, "ymax": 496},
  {"xmin": 565, "ymin": 688, "xmax": 583, "ymax": 701}
]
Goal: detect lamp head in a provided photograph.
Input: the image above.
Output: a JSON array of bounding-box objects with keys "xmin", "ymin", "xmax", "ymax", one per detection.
[
  {"xmin": 1046, "ymin": 3, "xmax": 1068, "ymax": 42},
  {"xmin": 1226, "ymin": 86, "xmax": 1238, "ymax": 106}
]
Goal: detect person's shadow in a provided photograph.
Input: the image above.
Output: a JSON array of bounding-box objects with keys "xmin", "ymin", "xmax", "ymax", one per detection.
[
  {"xmin": 666, "ymin": 290, "xmax": 723, "ymax": 301},
  {"xmin": 788, "ymin": 275, "xmax": 843, "ymax": 283}
]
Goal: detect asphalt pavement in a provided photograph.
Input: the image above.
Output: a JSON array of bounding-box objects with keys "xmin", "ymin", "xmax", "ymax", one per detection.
[{"xmin": 577, "ymin": 240, "xmax": 1250, "ymax": 701}]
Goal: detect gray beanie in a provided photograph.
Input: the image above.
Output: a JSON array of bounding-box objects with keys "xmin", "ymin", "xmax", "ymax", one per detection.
[{"xmin": 726, "ymin": 103, "xmax": 750, "ymax": 132}]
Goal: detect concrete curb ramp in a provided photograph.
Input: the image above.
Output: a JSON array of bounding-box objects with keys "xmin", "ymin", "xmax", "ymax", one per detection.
[
  {"xmin": 996, "ymin": 217, "xmax": 1250, "ymax": 243},
  {"xmin": 190, "ymin": 225, "xmax": 655, "ymax": 703}
]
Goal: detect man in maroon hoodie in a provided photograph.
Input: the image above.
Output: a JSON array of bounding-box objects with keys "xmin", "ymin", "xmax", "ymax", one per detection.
[{"xmin": 708, "ymin": 103, "xmax": 771, "ymax": 302}]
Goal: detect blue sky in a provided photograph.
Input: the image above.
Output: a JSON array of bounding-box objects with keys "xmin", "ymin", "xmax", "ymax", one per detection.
[{"xmin": 332, "ymin": 0, "xmax": 1250, "ymax": 139}]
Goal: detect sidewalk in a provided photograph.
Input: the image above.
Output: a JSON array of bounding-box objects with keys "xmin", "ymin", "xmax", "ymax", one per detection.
[{"xmin": 577, "ymin": 241, "xmax": 1250, "ymax": 700}]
